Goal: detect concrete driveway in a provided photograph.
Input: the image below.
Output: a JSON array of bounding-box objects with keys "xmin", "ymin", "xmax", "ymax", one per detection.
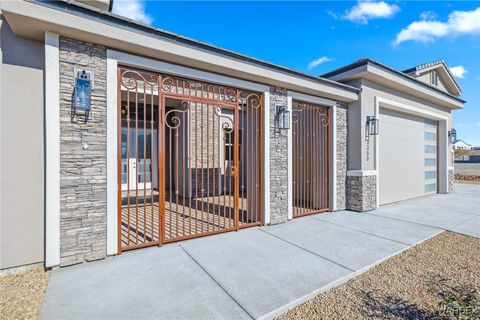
[{"xmin": 41, "ymin": 184, "xmax": 480, "ymax": 320}]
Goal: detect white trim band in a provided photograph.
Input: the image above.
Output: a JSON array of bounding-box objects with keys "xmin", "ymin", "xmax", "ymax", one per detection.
[
  {"xmin": 45, "ymin": 31, "xmax": 60, "ymax": 268},
  {"xmin": 347, "ymin": 170, "xmax": 378, "ymax": 177},
  {"xmin": 106, "ymin": 52, "xmax": 118, "ymax": 255}
]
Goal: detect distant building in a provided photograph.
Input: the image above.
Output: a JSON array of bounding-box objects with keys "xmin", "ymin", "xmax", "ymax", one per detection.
[{"xmin": 453, "ymin": 140, "xmax": 473, "ymax": 150}]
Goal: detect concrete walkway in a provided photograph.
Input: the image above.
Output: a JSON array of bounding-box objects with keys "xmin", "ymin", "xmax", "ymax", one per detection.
[{"xmin": 41, "ymin": 184, "xmax": 480, "ymax": 320}]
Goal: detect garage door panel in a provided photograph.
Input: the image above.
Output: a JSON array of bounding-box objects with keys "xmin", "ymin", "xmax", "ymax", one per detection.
[{"xmin": 379, "ymin": 109, "xmax": 437, "ymax": 205}]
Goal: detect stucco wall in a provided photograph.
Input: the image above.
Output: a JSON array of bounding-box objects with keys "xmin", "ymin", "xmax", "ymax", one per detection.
[
  {"xmin": 345, "ymin": 78, "xmax": 453, "ymax": 171},
  {"xmin": 0, "ymin": 18, "xmax": 45, "ymax": 269}
]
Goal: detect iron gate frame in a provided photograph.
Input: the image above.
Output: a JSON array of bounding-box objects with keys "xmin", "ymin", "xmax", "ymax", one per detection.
[
  {"xmin": 117, "ymin": 66, "xmax": 263, "ymax": 253},
  {"xmin": 292, "ymin": 100, "xmax": 331, "ymax": 218}
]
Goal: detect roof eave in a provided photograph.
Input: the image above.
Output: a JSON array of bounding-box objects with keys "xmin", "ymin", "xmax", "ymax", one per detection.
[
  {"xmin": 0, "ymin": 0, "xmax": 359, "ymax": 102},
  {"xmin": 322, "ymin": 59, "xmax": 465, "ymax": 108}
]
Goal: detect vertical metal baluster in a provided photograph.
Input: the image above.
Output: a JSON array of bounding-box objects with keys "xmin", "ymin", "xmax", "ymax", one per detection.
[
  {"xmin": 175, "ymin": 121, "xmax": 179, "ymax": 239},
  {"xmin": 135, "ymin": 85, "xmax": 139, "ymax": 244},
  {"xmin": 126, "ymin": 81, "xmax": 131, "ymax": 246},
  {"xmin": 201, "ymin": 103, "xmax": 204, "ymax": 233},
  {"xmin": 150, "ymin": 83, "xmax": 154, "ymax": 242},
  {"xmin": 206, "ymin": 103, "xmax": 210, "ymax": 232},
  {"xmin": 182, "ymin": 111, "xmax": 186, "ymax": 238},
  {"xmin": 143, "ymin": 80, "xmax": 147, "ymax": 243}
]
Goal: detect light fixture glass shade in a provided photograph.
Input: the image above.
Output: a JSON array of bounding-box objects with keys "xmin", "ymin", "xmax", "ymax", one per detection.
[
  {"xmin": 449, "ymin": 128, "xmax": 457, "ymax": 144},
  {"xmin": 367, "ymin": 116, "xmax": 379, "ymax": 135},
  {"xmin": 277, "ymin": 105, "xmax": 290, "ymax": 129}
]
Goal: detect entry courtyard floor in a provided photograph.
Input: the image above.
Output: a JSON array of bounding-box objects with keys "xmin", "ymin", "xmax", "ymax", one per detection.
[{"xmin": 40, "ymin": 184, "xmax": 479, "ymax": 319}]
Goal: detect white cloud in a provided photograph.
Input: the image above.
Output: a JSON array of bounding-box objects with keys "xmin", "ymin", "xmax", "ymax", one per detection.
[
  {"xmin": 326, "ymin": 10, "xmax": 339, "ymax": 20},
  {"xmin": 394, "ymin": 7, "xmax": 480, "ymax": 45},
  {"xmin": 112, "ymin": 0, "xmax": 153, "ymax": 25},
  {"xmin": 449, "ymin": 66, "xmax": 467, "ymax": 79},
  {"xmin": 307, "ymin": 57, "xmax": 332, "ymax": 70},
  {"xmin": 343, "ymin": 1, "xmax": 400, "ymax": 24},
  {"xmin": 420, "ymin": 11, "xmax": 437, "ymax": 21}
]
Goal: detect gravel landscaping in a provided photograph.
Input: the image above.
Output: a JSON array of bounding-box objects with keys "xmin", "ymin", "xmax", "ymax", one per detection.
[
  {"xmin": 278, "ymin": 231, "xmax": 480, "ymax": 320},
  {"xmin": 0, "ymin": 267, "xmax": 50, "ymax": 320},
  {"xmin": 455, "ymin": 163, "xmax": 480, "ymax": 184}
]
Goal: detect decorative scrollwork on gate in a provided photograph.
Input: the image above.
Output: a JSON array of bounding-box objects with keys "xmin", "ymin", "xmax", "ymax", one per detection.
[
  {"xmin": 295, "ymin": 103, "xmax": 329, "ymax": 127},
  {"xmin": 165, "ymin": 101, "xmax": 190, "ymax": 129}
]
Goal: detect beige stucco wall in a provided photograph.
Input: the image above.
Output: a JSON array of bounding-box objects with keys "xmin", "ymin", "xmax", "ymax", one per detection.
[
  {"xmin": 345, "ymin": 78, "xmax": 453, "ymax": 171},
  {"xmin": 0, "ymin": 17, "xmax": 45, "ymax": 269}
]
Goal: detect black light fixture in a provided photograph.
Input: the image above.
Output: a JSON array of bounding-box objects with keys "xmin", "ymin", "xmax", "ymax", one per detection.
[
  {"xmin": 449, "ymin": 128, "xmax": 457, "ymax": 144},
  {"xmin": 73, "ymin": 70, "xmax": 92, "ymax": 123},
  {"xmin": 276, "ymin": 105, "xmax": 290, "ymax": 129},
  {"xmin": 367, "ymin": 116, "xmax": 379, "ymax": 135}
]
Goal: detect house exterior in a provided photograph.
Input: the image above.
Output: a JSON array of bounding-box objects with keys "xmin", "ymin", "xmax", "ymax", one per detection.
[
  {"xmin": 0, "ymin": 0, "xmax": 464, "ymax": 271},
  {"xmin": 453, "ymin": 140, "xmax": 473, "ymax": 150}
]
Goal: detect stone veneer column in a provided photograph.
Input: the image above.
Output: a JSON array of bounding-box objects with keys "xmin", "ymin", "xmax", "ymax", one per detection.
[
  {"xmin": 346, "ymin": 175, "xmax": 377, "ymax": 212},
  {"xmin": 448, "ymin": 168, "xmax": 454, "ymax": 192},
  {"xmin": 269, "ymin": 86, "xmax": 289, "ymax": 224},
  {"xmin": 59, "ymin": 38, "xmax": 107, "ymax": 266},
  {"xmin": 336, "ymin": 104, "xmax": 348, "ymax": 210}
]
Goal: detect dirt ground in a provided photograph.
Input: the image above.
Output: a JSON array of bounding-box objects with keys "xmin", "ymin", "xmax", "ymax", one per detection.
[
  {"xmin": 0, "ymin": 268, "xmax": 50, "ymax": 320},
  {"xmin": 278, "ymin": 231, "xmax": 480, "ymax": 320}
]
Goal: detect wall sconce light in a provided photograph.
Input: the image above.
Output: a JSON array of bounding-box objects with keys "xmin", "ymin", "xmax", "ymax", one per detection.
[
  {"xmin": 276, "ymin": 105, "xmax": 290, "ymax": 130},
  {"xmin": 367, "ymin": 116, "xmax": 379, "ymax": 135},
  {"xmin": 73, "ymin": 69, "xmax": 92, "ymax": 123},
  {"xmin": 448, "ymin": 128, "xmax": 457, "ymax": 144}
]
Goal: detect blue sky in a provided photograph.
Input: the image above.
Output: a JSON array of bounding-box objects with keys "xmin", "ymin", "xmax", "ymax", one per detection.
[{"xmin": 113, "ymin": 1, "xmax": 480, "ymax": 146}]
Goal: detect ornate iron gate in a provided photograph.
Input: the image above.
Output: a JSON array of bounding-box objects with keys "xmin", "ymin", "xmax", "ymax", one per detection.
[
  {"xmin": 118, "ymin": 67, "xmax": 262, "ymax": 252},
  {"xmin": 292, "ymin": 101, "xmax": 330, "ymax": 218}
]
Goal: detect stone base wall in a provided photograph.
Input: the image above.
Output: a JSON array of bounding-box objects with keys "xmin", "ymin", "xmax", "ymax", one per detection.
[
  {"xmin": 269, "ymin": 86, "xmax": 289, "ymax": 224},
  {"xmin": 336, "ymin": 104, "xmax": 347, "ymax": 210},
  {"xmin": 448, "ymin": 168, "xmax": 454, "ymax": 192},
  {"xmin": 59, "ymin": 38, "xmax": 107, "ymax": 266},
  {"xmin": 346, "ymin": 175, "xmax": 377, "ymax": 212}
]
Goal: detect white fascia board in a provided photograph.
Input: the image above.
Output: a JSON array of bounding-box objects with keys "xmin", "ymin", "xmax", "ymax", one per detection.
[
  {"xmin": 327, "ymin": 62, "xmax": 463, "ymax": 109},
  {"xmin": 367, "ymin": 64, "xmax": 463, "ymax": 109},
  {"xmin": 287, "ymin": 91, "xmax": 337, "ymax": 106},
  {"xmin": 1, "ymin": 1, "xmax": 358, "ymax": 102},
  {"xmin": 45, "ymin": 31, "xmax": 60, "ymax": 268},
  {"xmin": 413, "ymin": 64, "xmax": 461, "ymax": 95},
  {"xmin": 111, "ymin": 50, "xmax": 269, "ymax": 93}
]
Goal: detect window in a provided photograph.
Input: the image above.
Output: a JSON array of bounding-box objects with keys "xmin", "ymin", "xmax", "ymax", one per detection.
[
  {"xmin": 425, "ymin": 183, "xmax": 436, "ymax": 193},
  {"xmin": 425, "ymin": 132, "xmax": 436, "ymax": 141},
  {"xmin": 425, "ymin": 158, "xmax": 436, "ymax": 166},
  {"xmin": 425, "ymin": 171, "xmax": 436, "ymax": 179},
  {"xmin": 224, "ymin": 128, "xmax": 242, "ymax": 161},
  {"xmin": 430, "ymin": 71, "xmax": 439, "ymax": 86},
  {"xmin": 425, "ymin": 145, "xmax": 436, "ymax": 154}
]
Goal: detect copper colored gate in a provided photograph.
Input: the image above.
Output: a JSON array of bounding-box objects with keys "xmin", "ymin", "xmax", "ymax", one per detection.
[
  {"xmin": 292, "ymin": 101, "xmax": 330, "ymax": 218},
  {"xmin": 118, "ymin": 67, "xmax": 262, "ymax": 252}
]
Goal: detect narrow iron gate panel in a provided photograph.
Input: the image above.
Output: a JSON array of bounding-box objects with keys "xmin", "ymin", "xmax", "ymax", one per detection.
[
  {"xmin": 118, "ymin": 68, "xmax": 161, "ymax": 251},
  {"xmin": 292, "ymin": 102, "xmax": 330, "ymax": 218}
]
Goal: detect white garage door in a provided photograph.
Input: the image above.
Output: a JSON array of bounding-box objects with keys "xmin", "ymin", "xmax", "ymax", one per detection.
[{"xmin": 379, "ymin": 109, "xmax": 437, "ymax": 205}]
